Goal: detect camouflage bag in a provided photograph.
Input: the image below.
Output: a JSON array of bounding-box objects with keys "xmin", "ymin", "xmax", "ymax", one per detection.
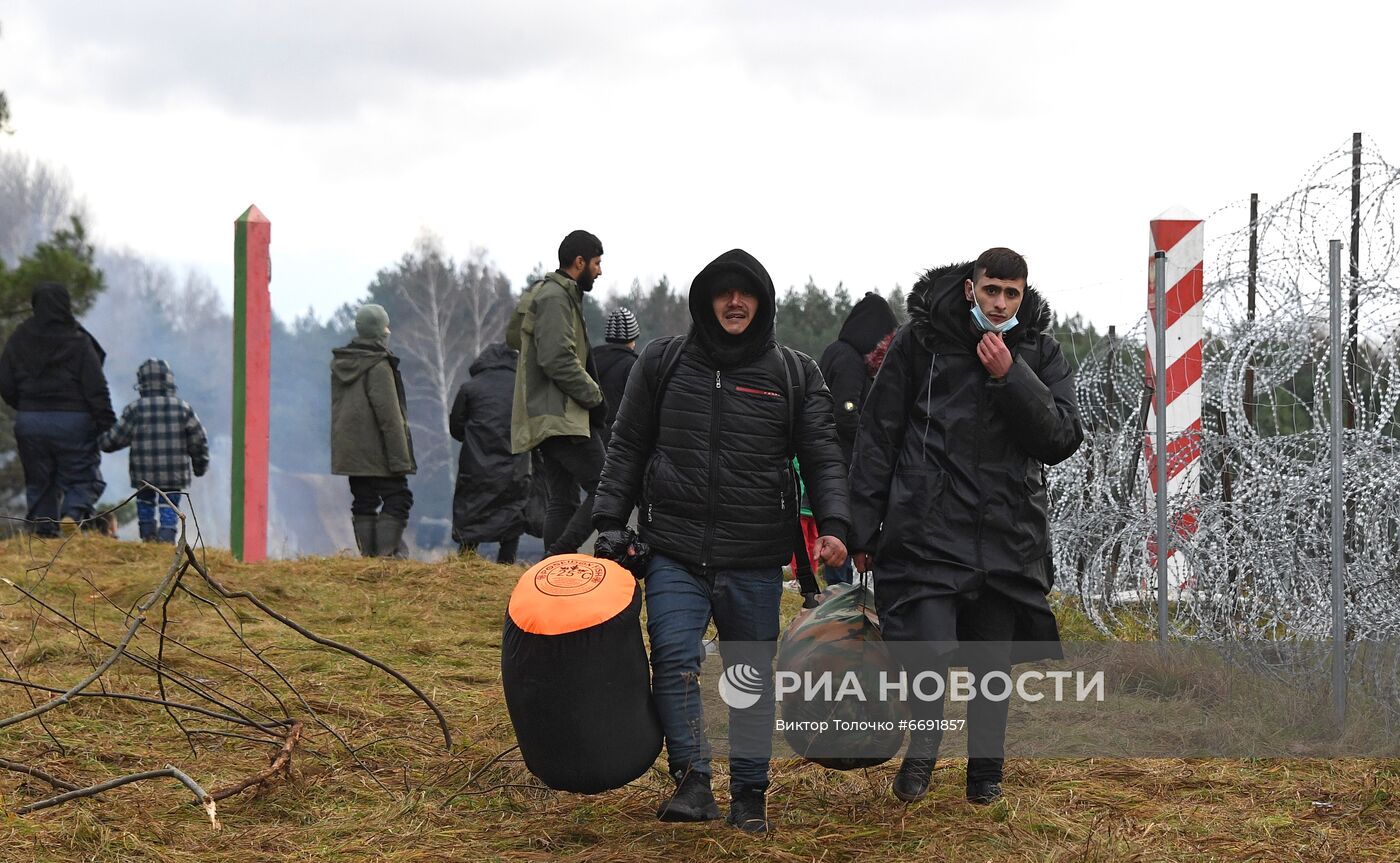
[{"xmin": 775, "ymin": 579, "xmax": 908, "ymax": 770}]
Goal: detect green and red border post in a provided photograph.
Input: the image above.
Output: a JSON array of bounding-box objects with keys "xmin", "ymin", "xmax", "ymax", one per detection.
[{"xmin": 232, "ymin": 205, "xmax": 270, "ymax": 561}]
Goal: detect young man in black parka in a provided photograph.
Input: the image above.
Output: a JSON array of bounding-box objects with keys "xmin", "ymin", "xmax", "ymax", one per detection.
[{"xmin": 848, "ymin": 247, "xmax": 1083, "ymax": 806}]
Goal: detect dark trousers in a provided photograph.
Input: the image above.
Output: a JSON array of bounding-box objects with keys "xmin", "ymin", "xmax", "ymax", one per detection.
[
  {"xmin": 348, "ymin": 476, "xmax": 413, "ymax": 520},
  {"xmin": 879, "ymin": 585, "xmax": 1018, "ymax": 784},
  {"xmin": 462, "ymin": 537, "xmax": 520, "ymax": 565},
  {"xmin": 14, "ymin": 411, "xmax": 105, "ymax": 536},
  {"xmin": 537, "ymin": 431, "xmax": 603, "ymax": 554}
]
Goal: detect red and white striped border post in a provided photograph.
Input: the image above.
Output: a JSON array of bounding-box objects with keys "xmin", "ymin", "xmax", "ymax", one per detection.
[{"xmin": 1145, "ymin": 207, "xmax": 1204, "ymax": 590}]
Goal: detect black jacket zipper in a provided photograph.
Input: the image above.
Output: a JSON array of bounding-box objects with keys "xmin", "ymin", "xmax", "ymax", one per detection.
[{"xmin": 701, "ymin": 369, "xmax": 722, "ymax": 567}]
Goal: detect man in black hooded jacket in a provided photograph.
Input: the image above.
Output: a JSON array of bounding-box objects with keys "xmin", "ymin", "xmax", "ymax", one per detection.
[
  {"xmin": 0, "ymin": 282, "xmax": 115, "ymax": 535},
  {"xmin": 819, "ymin": 291, "xmax": 898, "ymax": 464},
  {"xmin": 848, "ymin": 247, "xmax": 1082, "ymax": 806},
  {"xmin": 818, "ymin": 291, "xmax": 898, "ymax": 586},
  {"xmin": 450, "ymin": 342, "xmax": 528, "ymax": 563},
  {"xmin": 593, "ymin": 248, "xmax": 851, "ymax": 834}
]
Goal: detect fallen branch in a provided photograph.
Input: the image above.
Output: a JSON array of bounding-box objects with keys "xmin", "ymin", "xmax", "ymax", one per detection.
[
  {"xmin": 0, "ymin": 540, "xmax": 187, "ymax": 731},
  {"xmin": 2, "ymin": 570, "xmax": 287, "ymax": 732},
  {"xmin": 0, "ymin": 757, "xmax": 79, "ymax": 792},
  {"xmin": 0, "ymin": 676, "xmax": 289, "ymax": 730},
  {"xmin": 210, "ymin": 720, "xmax": 303, "ymax": 801},
  {"xmin": 15, "ymin": 763, "xmax": 220, "ymax": 830},
  {"xmin": 183, "ymin": 546, "xmax": 452, "ymax": 749},
  {"xmin": 442, "ymin": 744, "xmax": 520, "ymax": 805}
]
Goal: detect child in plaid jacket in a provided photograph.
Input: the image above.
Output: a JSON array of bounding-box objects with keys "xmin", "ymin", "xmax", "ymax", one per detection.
[{"xmin": 99, "ymin": 358, "xmax": 210, "ymax": 543}]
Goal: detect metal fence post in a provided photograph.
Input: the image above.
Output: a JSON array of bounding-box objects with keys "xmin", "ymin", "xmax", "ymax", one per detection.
[
  {"xmin": 1329, "ymin": 239, "xmax": 1346, "ymax": 726},
  {"xmin": 1154, "ymin": 250, "xmax": 1169, "ymax": 641}
]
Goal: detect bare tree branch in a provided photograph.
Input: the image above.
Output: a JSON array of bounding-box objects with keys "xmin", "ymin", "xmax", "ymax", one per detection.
[
  {"xmin": 182, "ymin": 546, "xmax": 452, "ymax": 749},
  {"xmin": 0, "ymin": 676, "xmax": 289, "ymax": 728},
  {"xmin": 0, "ymin": 757, "xmax": 79, "ymax": 792},
  {"xmin": 15, "ymin": 763, "xmax": 219, "ymax": 830},
  {"xmin": 209, "ymin": 721, "xmax": 302, "ymax": 801},
  {"xmin": 0, "ymin": 538, "xmax": 185, "ymax": 731},
  {"xmin": 2, "ymin": 577, "xmax": 287, "ymax": 731}
]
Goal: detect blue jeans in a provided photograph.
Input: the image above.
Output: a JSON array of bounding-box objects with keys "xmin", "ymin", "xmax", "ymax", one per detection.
[
  {"xmin": 136, "ymin": 488, "xmax": 183, "ymax": 543},
  {"xmin": 14, "ymin": 411, "xmax": 105, "ymax": 535},
  {"xmin": 824, "ymin": 558, "xmax": 855, "ymax": 586},
  {"xmin": 644, "ymin": 553, "xmax": 783, "ymax": 793}
]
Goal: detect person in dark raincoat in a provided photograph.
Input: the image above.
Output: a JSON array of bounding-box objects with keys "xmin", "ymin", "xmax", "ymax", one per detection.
[
  {"xmin": 449, "ymin": 342, "xmax": 529, "ymax": 564},
  {"xmin": 0, "ymin": 282, "xmax": 115, "ymax": 535},
  {"xmin": 817, "ymin": 291, "xmax": 898, "ymax": 585},
  {"xmin": 819, "ymin": 291, "xmax": 899, "ymax": 464},
  {"xmin": 848, "ymin": 247, "xmax": 1083, "ymax": 806}
]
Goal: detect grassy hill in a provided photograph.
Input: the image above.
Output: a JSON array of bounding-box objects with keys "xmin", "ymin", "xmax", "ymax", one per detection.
[{"xmin": 1, "ymin": 536, "xmax": 1397, "ymax": 862}]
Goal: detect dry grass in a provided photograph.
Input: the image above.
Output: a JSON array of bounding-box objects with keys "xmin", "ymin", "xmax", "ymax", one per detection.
[{"xmin": 1, "ymin": 536, "xmax": 1397, "ymax": 862}]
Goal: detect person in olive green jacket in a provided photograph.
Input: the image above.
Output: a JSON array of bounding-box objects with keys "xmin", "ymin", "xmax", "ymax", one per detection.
[
  {"xmin": 507, "ymin": 230, "xmax": 606, "ymax": 556},
  {"xmin": 331, "ymin": 304, "xmax": 416, "ymax": 557}
]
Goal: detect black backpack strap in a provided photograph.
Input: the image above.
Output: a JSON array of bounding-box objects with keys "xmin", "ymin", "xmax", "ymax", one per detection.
[
  {"xmin": 650, "ymin": 334, "xmax": 688, "ymax": 431},
  {"xmin": 777, "ymin": 346, "xmax": 804, "ymax": 457},
  {"xmin": 777, "ymin": 346, "xmax": 820, "ymax": 598}
]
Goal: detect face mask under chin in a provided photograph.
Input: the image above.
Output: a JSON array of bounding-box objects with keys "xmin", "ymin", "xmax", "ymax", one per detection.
[{"xmin": 970, "ymin": 302, "xmax": 1018, "ymax": 334}]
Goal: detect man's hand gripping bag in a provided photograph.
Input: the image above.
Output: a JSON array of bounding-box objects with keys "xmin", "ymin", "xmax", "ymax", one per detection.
[
  {"xmin": 502, "ymin": 554, "xmax": 662, "ymax": 792},
  {"xmin": 775, "ymin": 580, "xmax": 908, "ymax": 770}
]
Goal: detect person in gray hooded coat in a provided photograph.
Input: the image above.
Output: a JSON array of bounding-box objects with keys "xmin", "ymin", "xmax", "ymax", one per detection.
[{"xmin": 331, "ymin": 304, "xmax": 416, "ymax": 557}]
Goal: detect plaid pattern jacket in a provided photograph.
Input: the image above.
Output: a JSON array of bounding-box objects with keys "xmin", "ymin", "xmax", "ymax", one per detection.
[{"xmin": 99, "ymin": 358, "xmax": 211, "ymax": 490}]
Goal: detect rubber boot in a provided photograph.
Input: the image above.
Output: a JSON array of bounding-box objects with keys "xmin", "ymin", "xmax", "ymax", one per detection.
[
  {"xmin": 353, "ymin": 515, "xmax": 378, "ymax": 558},
  {"xmin": 373, "ymin": 515, "xmax": 408, "ymax": 559},
  {"xmin": 496, "ymin": 536, "xmax": 520, "ymax": 565}
]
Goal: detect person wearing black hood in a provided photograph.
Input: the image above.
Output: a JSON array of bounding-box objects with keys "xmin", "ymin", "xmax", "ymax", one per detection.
[
  {"xmin": 819, "ymin": 291, "xmax": 899, "ymax": 464},
  {"xmin": 848, "ymin": 248, "xmax": 1083, "ymax": 806},
  {"xmin": 449, "ymin": 342, "xmax": 528, "ymax": 564},
  {"xmin": 817, "ymin": 291, "xmax": 898, "ymax": 586},
  {"xmin": 0, "ymin": 282, "xmax": 116, "ymax": 535},
  {"xmin": 592, "ymin": 249, "xmax": 851, "ymax": 834}
]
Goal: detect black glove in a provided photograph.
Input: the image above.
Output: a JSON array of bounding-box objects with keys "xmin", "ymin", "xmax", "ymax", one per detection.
[{"xmin": 593, "ymin": 527, "xmax": 652, "ymax": 577}]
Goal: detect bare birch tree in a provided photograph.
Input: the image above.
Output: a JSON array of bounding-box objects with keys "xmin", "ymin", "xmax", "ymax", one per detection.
[{"xmin": 366, "ymin": 234, "xmax": 516, "ymax": 527}]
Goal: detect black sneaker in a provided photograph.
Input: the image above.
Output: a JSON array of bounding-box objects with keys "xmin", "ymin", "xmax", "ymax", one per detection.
[
  {"xmin": 892, "ymin": 757, "xmax": 936, "ymax": 802},
  {"xmin": 966, "ymin": 780, "xmax": 1003, "ymax": 805},
  {"xmin": 725, "ymin": 786, "xmax": 768, "ymax": 834},
  {"xmin": 657, "ymin": 769, "xmax": 720, "ymax": 822}
]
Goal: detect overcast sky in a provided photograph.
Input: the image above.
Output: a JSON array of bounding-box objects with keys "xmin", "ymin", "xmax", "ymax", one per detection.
[{"xmin": 2, "ymin": 0, "xmax": 1397, "ymax": 332}]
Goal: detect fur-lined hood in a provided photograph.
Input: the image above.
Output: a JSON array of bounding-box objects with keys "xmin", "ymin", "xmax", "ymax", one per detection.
[{"xmin": 905, "ymin": 260, "xmax": 1052, "ymax": 351}]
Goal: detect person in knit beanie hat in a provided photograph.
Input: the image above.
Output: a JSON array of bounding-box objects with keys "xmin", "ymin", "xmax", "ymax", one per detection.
[
  {"xmin": 593, "ymin": 307, "xmax": 640, "ymax": 446},
  {"xmin": 330, "ymin": 303, "xmax": 416, "ymax": 557},
  {"xmin": 604, "ymin": 307, "xmax": 640, "ymax": 344}
]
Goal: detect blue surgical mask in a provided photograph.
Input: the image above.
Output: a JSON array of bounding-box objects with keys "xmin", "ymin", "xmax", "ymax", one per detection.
[{"xmin": 971, "ymin": 302, "xmax": 1018, "ymax": 334}]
